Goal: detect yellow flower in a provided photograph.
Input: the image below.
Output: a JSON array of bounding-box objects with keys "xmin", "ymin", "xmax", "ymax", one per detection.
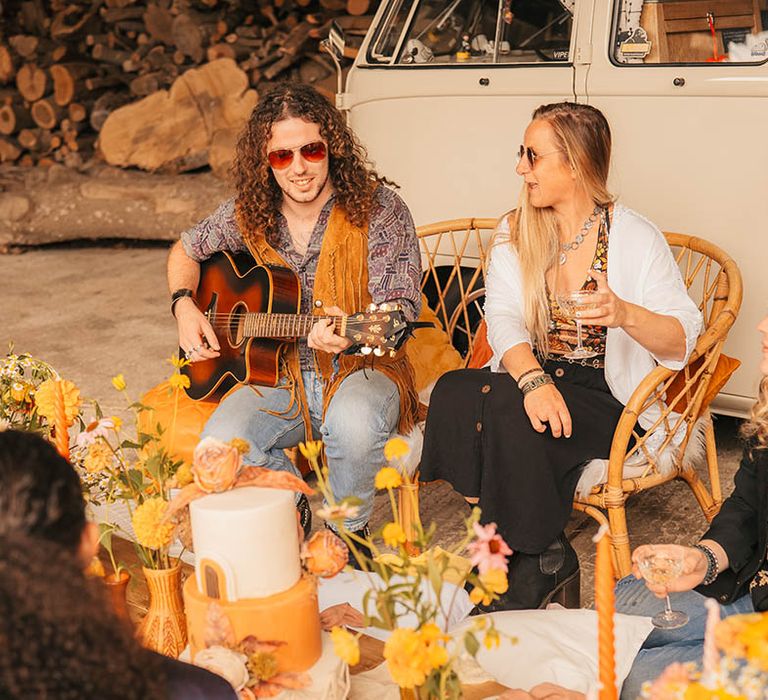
[
  {"xmin": 229, "ymin": 438, "xmax": 250, "ymax": 455},
  {"xmin": 384, "ymin": 628, "xmax": 428, "ymax": 688},
  {"xmin": 132, "ymin": 498, "xmax": 175, "ymax": 550},
  {"xmin": 483, "ymin": 628, "xmax": 501, "ymax": 650},
  {"xmin": 299, "ymin": 440, "xmax": 323, "ymax": 463},
  {"xmin": 469, "ymin": 568, "xmax": 509, "ymax": 606},
  {"xmin": 420, "ymin": 624, "xmax": 449, "ymax": 668},
  {"xmin": 382, "ymin": 522, "xmax": 407, "ymax": 548},
  {"xmin": 330, "ymin": 626, "xmax": 360, "ymax": 666},
  {"xmin": 84, "ymin": 439, "xmax": 114, "ymax": 473},
  {"xmin": 111, "ymin": 374, "xmax": 126, "ymax": 391},
  {"xmin": 84, "ymin": 556, "xmax": 106, "ymax": 578},
  {"xmin": 168, "ymin": 354, "xmax": 190, "ymax": 370},
  {"xmin": 175, "ymin": 462, "xmax": 194, "ymax": 487},
  {"xmin": 10, "ymin": 381, "xmax": 33, "ymax": 403},
  {"xmin": 110, "ymin": 415, "xmax": 123, "ymax": 431},
  {"xmin": 384, "ymin": 436, "xmax": 410, "ymax": 462},
  {"xmin": 34, "ymin": 378, "xmax": 81, "ymax": 425},
  {"xmin": 375, "ymin": 466, "xmax": 402, "ymax": 490},
  {"xmin": 168, "ymin": 372, "xmax": 190, "ymax": 390}
]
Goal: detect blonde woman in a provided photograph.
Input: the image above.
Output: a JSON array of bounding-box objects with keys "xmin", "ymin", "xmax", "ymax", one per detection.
[
  {"xmin": 615, "ymin": 315, "xmax": 768, "ymax": 699},
  {"xmin": 420, "ymin": 102, "xmax": 702, "ymax": 611}
]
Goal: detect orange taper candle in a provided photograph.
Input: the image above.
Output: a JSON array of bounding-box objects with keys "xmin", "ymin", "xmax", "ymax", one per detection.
[
  {"xmin": 595, "ymin": 524, "xmax": 617, "ymax": 700},
  {"xmin": 53, "ymin": 379, "xmax": 70, "ymax": 461}
]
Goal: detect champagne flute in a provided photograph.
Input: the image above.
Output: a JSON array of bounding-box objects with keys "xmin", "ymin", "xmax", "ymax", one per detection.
[
  {"xmin": 556, "ymin": 290, "xmax": 600, "ymax": 360},
  {"xmin": 637, "ymin": 551, "xmax": 690, "ymax": 629}
]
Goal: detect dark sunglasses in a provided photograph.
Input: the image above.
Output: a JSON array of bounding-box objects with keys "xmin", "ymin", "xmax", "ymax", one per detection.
[
  {"xmin": 267, "ymin": 141, "xmax": 327, "ymax": 170},
  {"xmin": 517, "ymin": 144, "xmax": 564, "ymax": 168}
]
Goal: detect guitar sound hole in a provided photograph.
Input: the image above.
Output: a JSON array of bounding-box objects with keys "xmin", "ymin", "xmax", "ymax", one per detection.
[{"xmin": 229, "ymin": 302, "xmax": 248, "ymax": 346}]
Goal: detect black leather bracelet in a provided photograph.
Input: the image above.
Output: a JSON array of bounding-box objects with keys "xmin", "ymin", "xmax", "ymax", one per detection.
[
  {"xmin": 170, "ymin": 288, "xmax": 195, "ymax": 317},
  {"xmin": 693, "ymin": 543, "xmax": 719, "ymax": 586}
]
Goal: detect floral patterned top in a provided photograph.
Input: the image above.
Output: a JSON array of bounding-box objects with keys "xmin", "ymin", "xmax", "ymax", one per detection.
[{"xmin": 546, "ymin": 209, "xmax": 609, "ymax": 368}]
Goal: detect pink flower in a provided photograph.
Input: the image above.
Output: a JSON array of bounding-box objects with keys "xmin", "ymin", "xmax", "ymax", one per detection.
[{"xmin": 467, "ymin": 522, "xmax": 513, "ymax": 574}]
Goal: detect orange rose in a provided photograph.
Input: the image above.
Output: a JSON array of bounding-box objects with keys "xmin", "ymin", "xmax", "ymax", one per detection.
[
  {"xmin": 302, "ymin": 530, "xmax": 348, "ymax": 578},
  {"xmin": 192, "ymin": 437, "xmax": 242, "ymax": 493}
]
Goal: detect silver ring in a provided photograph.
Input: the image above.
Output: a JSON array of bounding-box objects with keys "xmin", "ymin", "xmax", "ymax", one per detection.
[
  {"xmin": 184, "ymin": 350, "xmax": 192, "ymax": 360},
  {"xmin": 193, "ymin": 343, "xmax": 204, "ymax": 352}
]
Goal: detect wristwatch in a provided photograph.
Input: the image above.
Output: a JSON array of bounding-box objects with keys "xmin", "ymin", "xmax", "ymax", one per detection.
[
  {"xmin": 693, "ymin": 543, "xmax": 719, "ymax": 586},
  {"xmin": 170, "ymin": 288, "xmax": 195, "ymax": 317}
]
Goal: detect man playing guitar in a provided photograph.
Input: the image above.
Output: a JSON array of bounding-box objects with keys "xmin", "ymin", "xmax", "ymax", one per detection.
[{"xmin": 166, "ymin": 83, "xmax": 422, "ymax": 552}]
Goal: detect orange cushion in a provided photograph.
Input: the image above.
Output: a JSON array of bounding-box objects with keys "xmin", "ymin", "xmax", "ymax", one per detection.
[
  {"xmin": 138, "ymin": 380, "xmax": 219, "ymax": 467},
  {"xmin": 467, "ymin": 319, "xmax": 493, "ymax": 369},
  {"xmin": 666, "ymin": 353, "xmax": 741, "ymax": 413},
  {"xmin": 406, "ymin": 294, "xmax": 464, "ymax": 393}
]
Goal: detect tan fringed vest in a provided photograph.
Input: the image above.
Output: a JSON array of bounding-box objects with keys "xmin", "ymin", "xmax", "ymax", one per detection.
[{"xmin": 236, "ymin": 203, "xmax": 419, "ymax": 436}]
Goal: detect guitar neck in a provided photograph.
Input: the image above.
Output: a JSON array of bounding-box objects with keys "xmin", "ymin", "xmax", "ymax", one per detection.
[{"xmin": 242, "ymin": 313, "xmax": 345, "ymax": 339}]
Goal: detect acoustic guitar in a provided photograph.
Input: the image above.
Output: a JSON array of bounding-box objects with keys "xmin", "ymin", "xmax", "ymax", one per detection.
[{"xmin": 180, "ymin": 252, "xmax": 418, "ymax": 401}]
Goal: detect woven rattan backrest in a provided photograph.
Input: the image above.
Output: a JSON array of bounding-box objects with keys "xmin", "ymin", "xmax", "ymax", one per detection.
[
  {"xmin": 613, "ymin": 233, "xmax": 742, "ymax": 472},
  {"xmin": 416, "ymin": 218, "xmax": 497, "ymax": 358}
]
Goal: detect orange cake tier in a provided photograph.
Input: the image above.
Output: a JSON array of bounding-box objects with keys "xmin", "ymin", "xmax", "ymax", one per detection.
[{"xmin": 184, "ymin": 572, "xmax": 322, "ymax": 673}]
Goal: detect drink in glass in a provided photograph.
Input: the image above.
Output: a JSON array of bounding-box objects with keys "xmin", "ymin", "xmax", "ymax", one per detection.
[
  {"xmin": 637, "ymin": 552, "xmax": 690, "ymax": 629},
  {"xmin": 556, "ymin": 289, "xmax": 600, "ymax": 360}
]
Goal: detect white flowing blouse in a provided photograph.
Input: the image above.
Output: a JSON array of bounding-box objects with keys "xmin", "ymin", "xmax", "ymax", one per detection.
[{"xmin": 484, "ymin": 203, "xmax": 703, "ymax": 431}]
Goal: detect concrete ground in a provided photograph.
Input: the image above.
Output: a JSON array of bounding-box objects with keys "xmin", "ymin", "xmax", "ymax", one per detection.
[{"xmin": 3, "ymin": 242, "xmax": 744, "ymax": 608}]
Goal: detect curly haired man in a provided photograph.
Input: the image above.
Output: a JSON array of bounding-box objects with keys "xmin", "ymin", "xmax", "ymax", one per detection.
[{"xmin": 167, "ymin": 83, "xmax": 422, "ymax": 550}]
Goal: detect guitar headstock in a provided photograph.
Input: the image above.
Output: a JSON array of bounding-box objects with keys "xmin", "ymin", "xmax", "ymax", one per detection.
[{"xmin": 343, "ymin": 303, "xmax": 412, "ymax": 357}]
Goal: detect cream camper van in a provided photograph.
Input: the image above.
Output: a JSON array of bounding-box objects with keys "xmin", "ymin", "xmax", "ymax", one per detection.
[{"xmin": 336, "ymin": 0, "xmax": 768, "ymax": 414}]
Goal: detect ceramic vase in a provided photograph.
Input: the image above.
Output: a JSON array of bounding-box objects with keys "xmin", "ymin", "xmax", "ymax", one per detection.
[{"xmin": 136, "ymin": 564, "xmax": 187, "ymax": 657}]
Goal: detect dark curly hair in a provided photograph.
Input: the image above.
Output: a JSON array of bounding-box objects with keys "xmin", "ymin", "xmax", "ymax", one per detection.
[
  {"xmin": 233, "ymin": 82, "xmax": 392, "ymax": 244},
  {"xmin": 0, "ymin": 431, "xmax": 167, "ymax": 699}
]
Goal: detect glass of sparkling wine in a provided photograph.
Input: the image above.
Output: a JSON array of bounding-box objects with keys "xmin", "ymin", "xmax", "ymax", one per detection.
[
  {"xmin": 637, "ymin": 552, "xmax": 690, "ymax": 629},
  {"xmin": 556, "ymin": 289, "xmax": 600, "ymax": 360}
]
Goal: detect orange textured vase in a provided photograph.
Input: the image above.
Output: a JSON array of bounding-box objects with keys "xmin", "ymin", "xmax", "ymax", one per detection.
[
  {"xmin": 104, "ymin": 570, "xmax": 132, "ymax": 624},
  {"xmin": 137, "ymin": 565, "xmax": 188, "ymax": 658},
  {"xmin": 398, "ymin": 481, "xmax": 421, "ymax": 556}
]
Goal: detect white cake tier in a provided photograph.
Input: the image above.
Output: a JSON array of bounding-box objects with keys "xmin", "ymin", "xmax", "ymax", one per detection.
[{"xmin": 190, "ymin": 486, "xmax": 301, "ymax": 600}]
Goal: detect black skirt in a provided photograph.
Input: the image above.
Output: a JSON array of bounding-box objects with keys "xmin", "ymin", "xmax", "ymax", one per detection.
[{"xmin": 419, "ymin": 361, "xmax": 625, "ymax": 554}]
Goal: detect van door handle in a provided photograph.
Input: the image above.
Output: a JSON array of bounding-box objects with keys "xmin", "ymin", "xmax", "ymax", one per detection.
[{"xmin": 673, "ymin": 77, "xmax": 686, "ymax": 87}]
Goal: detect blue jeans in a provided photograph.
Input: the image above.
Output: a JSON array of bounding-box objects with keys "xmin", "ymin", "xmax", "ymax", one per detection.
[
  {"xmin": 201, "ymin": 369, "xmax": 400, "ymax": 531},
  {"xmin": 615, "ymin": 575, "xmax": 754, "ymax": 699}
]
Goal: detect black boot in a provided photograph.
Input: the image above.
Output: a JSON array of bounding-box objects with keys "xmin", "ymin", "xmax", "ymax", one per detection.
[
  {"xmin": 474, "ymin": 533, "xmax": 580, "ymax": 613},
  {"xmin": 297, "ymin": 494, "xmax": 312, "ymax": 540}
]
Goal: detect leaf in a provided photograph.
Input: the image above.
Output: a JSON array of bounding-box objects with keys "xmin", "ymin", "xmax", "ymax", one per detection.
[
  {"xmin": 120, "ymin": 439, "xmax": 142, "ymax": 450},
  {"xmin": 464, "ymin": 631, "xmax": 480, "ymax": 657},
  {"xmin": 427, "ymin": 553, "xmax": 443, "ymax": 598}
]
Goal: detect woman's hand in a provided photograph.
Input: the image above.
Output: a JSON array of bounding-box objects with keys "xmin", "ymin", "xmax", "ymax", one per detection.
[
  {"xmin": 308, "ymin": 305, "xmax": 352, "ymax": 355},
  {"xmin": 631, "ymin": 543, "xmax": 708, "ymax": 598},
  {"xmin": 523, "ymin": 383, "xmax": 572, "ymax": 438},
  {"xmin": 319, "ymin": 603, "xmax": 365, "ymax": 630},
  {"xmin": 575, "ymin": 271, "xmax": 628, "ymax": 328},
  {"xmin": 175, "ymin": 298, "xmax": 220, "ymax": 363}
]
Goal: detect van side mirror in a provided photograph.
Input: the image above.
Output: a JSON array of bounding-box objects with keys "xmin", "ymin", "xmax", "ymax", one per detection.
[{"xmin": 320, "ymin": 21, "xmax": 347, "ymax": 98}]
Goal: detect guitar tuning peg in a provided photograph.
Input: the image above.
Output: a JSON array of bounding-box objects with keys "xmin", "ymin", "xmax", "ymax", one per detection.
[
  {"xmin": 360, "ymin": 346, "xmax": 373, "ymax": 355},
  {"xmin": 389, "ymin": 349, "xmax": 396, "ymax": 358},
  {"xmin": 373, "ymin": 347, "xmax": 385, "ymax": 357}
]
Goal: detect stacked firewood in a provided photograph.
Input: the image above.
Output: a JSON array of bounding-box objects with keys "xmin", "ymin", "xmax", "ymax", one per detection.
[{"xmin": 0, "ymin": 0, "xmax": 376, "ymax": 169}]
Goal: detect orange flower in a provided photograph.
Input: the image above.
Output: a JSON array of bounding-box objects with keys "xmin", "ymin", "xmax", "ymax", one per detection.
[
  {"xmin": 302, "ymin": 530, "xmax": 348, "ymax": 578},
  {"xmin": 193, "ymin": 436, "xmax": 242, "ymax": 493}
]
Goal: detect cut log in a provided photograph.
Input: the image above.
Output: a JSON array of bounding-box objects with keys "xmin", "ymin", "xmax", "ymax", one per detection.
[
  {"xmin": 92, "ymin": 44, "xmax": 132, "ymax": 66},
  {"xmin": 90, "ymin": 90, "xmax": 133, "ymax": 131},
  {"xmin": 9, "ymin": 35, "xmax": 40, "ymax": 60},
  {"xmin": 206, "ymin": 43, "xmax": 237, "ymax": 62},
  {"xmin": 19, "ymin": 0, "xmax": 49, "ymax": 35},
  {"xmin": 0, "ymin": 102, "xmax": 34, "ymax": 135},
  {"xmin": 68, "ymin": 102, "xmax": 88, "ymax": 122},
  {"xmin": 143, "ymin": 4, "xmax": 175, "ymax": 46},
  {"xmin": 51, "ymin": 3, "xmax": 103, "ymax": 40},
  {"xmin": 31, "ymin": 98, "xmax": 64, "ymax": 129},
  {"xmin": 49, "ymin": 63, "xmax": 97, "ymax": 106},
  {"xmin": 100, "ymin": 6, "xmax": 145, "ymax": 22},
  {"xmin": 172, "ymin": 14, "xmax": 205, "ymax": 63},
  {"xmin": 347, "ymin": 0, "xmax": 370, "ymax": 16},
  {"xmin": 0, "ymin": 137, "xmax": 21, "ymax": 163},
  {"xmin": 16, "ymin": 63, "xmax": 48, "ymax": 102},
  {"xmin": 99, "ymin": 59, "xmax": 257, "ymax": 173},
  {"xmin": 129, "ymin": 72, "xmax": 161, "ymax": 96},
  {"xmin": 85, "ymin": 74, "xmax": 126, "ymax": 91},
  {"xmin": 18, "ymin": 127, "xmax": 53, "ymax": 152},
  {"xmin": 0, "ymin": 46, "xmax": 17, "ymax": 84}
]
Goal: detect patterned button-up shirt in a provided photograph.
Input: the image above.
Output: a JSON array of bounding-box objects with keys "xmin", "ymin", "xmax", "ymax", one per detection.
[{"xmin": 181, "ymin": 186, "xmax": 422, "ymax": 370}]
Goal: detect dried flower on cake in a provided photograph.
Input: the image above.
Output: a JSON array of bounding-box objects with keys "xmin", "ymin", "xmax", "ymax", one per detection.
[
  {"xmin": 302, "ymin": 530, "xmax": 348, "ymax": 577},
  {"xmin": 195, "ymin": 646, "xmax": 249, "ymax": 691},
  {"xmin": 193, "ymin": 436, "xmax": 243, "ymax": 493},
  {"xmin": 132, "ymin": 497, "xmax": 175, "ymax": 550},
  {"xmin": 467, "ymin": 521, "xmax": 513, "ymax": 574},
  {"xmin": 330, "ymin": 627, "xmax": 360, "ymax": 666}
]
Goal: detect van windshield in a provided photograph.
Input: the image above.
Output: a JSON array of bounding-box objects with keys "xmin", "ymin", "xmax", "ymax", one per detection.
[{"xmin": 370, "ymin": 0, "xmax": 574, "ymax": 65}]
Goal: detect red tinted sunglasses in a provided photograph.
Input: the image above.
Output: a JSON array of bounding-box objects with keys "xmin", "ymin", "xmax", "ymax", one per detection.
[{"xmin": 267, "ymin": 141, "xmax": 327, "ymax": 170}]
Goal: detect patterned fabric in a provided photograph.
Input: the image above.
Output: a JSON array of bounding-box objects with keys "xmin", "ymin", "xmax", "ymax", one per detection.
[
  {"xmin": 180, "ymin": 186, "xmax": 422, "ymax": 370},
  {"xmin": 546, "ymin": 209, "xmax": 609, "ymax": 368}
]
